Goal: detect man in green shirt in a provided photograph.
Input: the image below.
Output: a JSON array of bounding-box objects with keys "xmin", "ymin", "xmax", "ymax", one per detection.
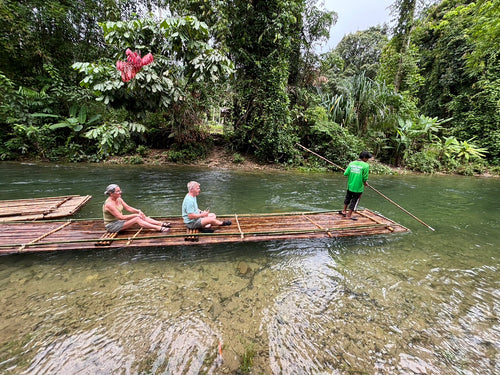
[{"xmin": 340, "ymin": 151, "xmax": 372, "ymax": 220}]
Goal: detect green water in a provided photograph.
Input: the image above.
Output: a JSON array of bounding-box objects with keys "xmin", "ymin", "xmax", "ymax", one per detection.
[{"xmin": 0, "ymin": 162, "xmax": 498, "ymax": 374}]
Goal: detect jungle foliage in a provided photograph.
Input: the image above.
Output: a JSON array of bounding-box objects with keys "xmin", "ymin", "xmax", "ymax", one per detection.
[{"xmin": 0, "ymin": 0, "xmax": 498, "ymax": 174}]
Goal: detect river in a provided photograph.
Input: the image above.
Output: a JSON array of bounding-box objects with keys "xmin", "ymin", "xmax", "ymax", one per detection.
[{"xmin": 0, "ymin": 162, "xmax": 498, "ymax": 374}]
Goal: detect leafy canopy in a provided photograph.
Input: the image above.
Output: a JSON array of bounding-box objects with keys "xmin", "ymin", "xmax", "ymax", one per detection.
[{"xmin": 72, "ymin": 16, "xmax": 234, "ymax": 117}]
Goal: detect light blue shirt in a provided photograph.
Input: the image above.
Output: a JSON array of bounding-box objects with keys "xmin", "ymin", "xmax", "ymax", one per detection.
[{"xmin": 182, "ymin": 194, "xmax": 199, "ymax": 224}]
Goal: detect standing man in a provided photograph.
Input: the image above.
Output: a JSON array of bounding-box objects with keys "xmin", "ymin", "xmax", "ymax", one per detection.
[
  {"xmin": 341, "ymin": 151, "xmax": 372, "ymax": 220},
  {"xmin": 182, "ymin": 181, "xmax": 231, "ymax": 232}
]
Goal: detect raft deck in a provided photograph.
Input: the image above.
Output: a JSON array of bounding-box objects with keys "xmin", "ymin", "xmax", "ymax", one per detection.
[
  {"xmin": 0, "ymin": 209, "xmax": 409, "ymax": 255},
  {"xmin": 0, "ymin": 195, "xmax": 92, "ymax": 222}
]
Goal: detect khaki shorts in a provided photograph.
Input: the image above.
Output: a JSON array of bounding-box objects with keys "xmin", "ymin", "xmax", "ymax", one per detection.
[{"xmin": 185, "ymin": 218, "xmax": 203, "ymax": 230}]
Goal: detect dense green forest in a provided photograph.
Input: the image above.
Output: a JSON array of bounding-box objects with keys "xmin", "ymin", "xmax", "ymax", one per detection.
[{"xmin": 0, "ymin": 0, "xmax": 498, "ymax": 175}]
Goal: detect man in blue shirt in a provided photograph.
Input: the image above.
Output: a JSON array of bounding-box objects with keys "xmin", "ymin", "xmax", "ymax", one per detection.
[{"xmin": 182, "ymin": 181, "xmax": 231, "ymax": 232}]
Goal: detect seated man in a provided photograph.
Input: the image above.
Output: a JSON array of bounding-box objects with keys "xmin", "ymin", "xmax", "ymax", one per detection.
[{"xmin": 182, "ymin": 181, "xmax": 231, "ymax": 232}]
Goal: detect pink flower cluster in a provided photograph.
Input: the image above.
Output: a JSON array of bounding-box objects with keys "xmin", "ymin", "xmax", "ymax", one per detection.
[{"xmin": 116, "ymin": 49, "xmax": 154, "ymax": 82}]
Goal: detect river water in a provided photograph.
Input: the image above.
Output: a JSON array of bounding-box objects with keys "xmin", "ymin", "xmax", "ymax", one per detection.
[{"xmin": 0, "ymin": 162, "xmax": 498, "ymax": 374}]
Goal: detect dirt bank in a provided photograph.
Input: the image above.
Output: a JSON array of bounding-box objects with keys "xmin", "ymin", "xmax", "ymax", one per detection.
[{"xmin": 105, "ymin": 145, "xmax": 287, "ymax": 171}]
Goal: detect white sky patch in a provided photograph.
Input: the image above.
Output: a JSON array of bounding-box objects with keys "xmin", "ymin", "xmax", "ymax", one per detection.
[{"xmin": 320, "ymin": 0, "xmax": 394, "ymax": 52}]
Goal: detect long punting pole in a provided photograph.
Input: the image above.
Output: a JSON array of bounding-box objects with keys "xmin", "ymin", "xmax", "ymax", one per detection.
[{"xmin": 296, "ymin": 143, "xmax": 435, "ymax": 231}]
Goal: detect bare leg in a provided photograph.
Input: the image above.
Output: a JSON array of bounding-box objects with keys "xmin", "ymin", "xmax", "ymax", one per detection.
[
  {"xmin": 345, "ymin": 196, "xmax": 360, "ymax": 220},
  {"xmin": 201, "ymin": 213, "xmax": 223, "ymax": 227},
  {"xmin": 121, "ymin": 217, "xmax": 164, "ymax": 231},
  {"xmin": 142, "ymin": 216, "xmax": 165, "ymax": 226},
  {"xmin": 342, "ymin": 204, "xmax": 348, "ymax": 216}
]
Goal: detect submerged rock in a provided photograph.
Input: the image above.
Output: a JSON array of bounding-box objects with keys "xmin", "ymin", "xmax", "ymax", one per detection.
[{"xmin": 237, "ymin": 261, "xmax": 251, "ymax": 275}]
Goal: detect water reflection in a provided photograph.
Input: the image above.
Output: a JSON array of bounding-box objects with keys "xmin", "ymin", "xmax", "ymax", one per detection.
[{"xmin": 0, "ymin": 163, "xmax": 499, "ymax": 374}]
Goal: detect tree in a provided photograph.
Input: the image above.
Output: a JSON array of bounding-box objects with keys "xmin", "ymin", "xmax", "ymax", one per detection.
[
  {"xmin": 414, "ymin": 0, "xmax": 499, "ymax": 163},
  {"xmin": 0, "ymin": 0, "xmax": 111, "ymax": 85},
  {"xmin": 162, "ymin": 0, "xmax": 337, "ymax": 162},
  {"xmin": 287, "ymin": 0, "xmax": 337, "ymax": 87},
  {"xmin": 334, "ymin": 26, "xmax": 389, "ymax": 80},
  {"xmin": 226, "ymin": 0, "xmax": 302, "ymax": 162},
  {"xmin": 464, "ymin": 0, "xmax": 500, "ymax": 73},
  {"xmin": 72, "ymin": 16, "xmax": 234, "ymax": 143},
  {"xmin": 391, "ymin": 0, "xmax": 417, "ymax": 92}
]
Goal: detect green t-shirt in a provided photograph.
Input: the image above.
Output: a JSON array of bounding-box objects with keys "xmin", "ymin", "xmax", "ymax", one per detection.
[{"xmin": 344, "ymin": 160, "xmax": 369, "ymax": 193}]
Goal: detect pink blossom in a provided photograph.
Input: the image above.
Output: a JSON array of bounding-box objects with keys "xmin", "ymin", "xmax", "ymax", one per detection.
[{"xmin": 116, "ymin": 49, "xmax": 155, "ymax": 82}]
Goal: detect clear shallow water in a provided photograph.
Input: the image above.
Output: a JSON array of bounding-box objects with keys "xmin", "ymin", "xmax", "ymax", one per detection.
[{"xmin": 0, "ymin": 162, "xmax": 498, "ymax": 374}]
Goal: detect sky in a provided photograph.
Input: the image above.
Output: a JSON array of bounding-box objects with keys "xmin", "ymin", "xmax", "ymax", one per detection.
[{"xmin": 320, "ymin": 0, "xmax": 394, "ymax": 52}]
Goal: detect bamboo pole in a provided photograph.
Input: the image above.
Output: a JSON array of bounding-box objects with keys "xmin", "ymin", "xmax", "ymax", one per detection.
[
  {"xmin": 27, "ymin": 221, "xmax": 72, "ymax": 243},
  {"xmin": 302, "ymin": 214, "xmax": 333, "ymax": 237},
  {"xmin": 234, "ymin": 215, "xmax": 245, "ymax": 239},
  {"xmin": 296, "ymin": 143, "xmax": 435, "ymax": 231},
  {"xmin": 126, "ymin": 227, "xmax": 142, "ymax": 246},
  {"xmin": 357, "ymin": 210, "xmax": 394, "ymax": 232},
  {"xmin": 18, "ymin": 220, "xmax": 72, "ymax": 251},
  {"xmin": 0, "ymin": 195, "xmax": 79, "ymax": 204}
]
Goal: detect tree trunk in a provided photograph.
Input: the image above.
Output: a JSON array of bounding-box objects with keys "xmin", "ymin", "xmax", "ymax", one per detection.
[{"xmin": 394, "ymin": 0, "xmax": 416, "ymax": 92}]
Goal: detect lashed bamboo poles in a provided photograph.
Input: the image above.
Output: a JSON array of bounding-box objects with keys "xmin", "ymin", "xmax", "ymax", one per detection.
[
  {"xmin": 1, "ymin": 223, "xmax": 391, "ymax": 250},
  {"xmin": 95, "ymin": 232, "xmax": 118, "ymax": 246},
  {"xmin": 356, "ymin": 210, "xmax": 394, "ymax": 232},
  {"xmin": 0, "ymin": 208, "xmax": 408, "ymax": 255},
  {"xmin": 302, "ymin": 214, "xmax": 333, "ymax": 238},
  {"xmin": 18, "ymin": 220, "xmax": 73, "ymax": 251},
  {"xmin": 0, "ymin": 195, "xmax": 92, "ymax": 221},
  {"xmin": 296, "ymin": 143, "xmax": 435, "ymax": 231},
  {"xmin": 46, "ymin": 196, "xmax": 73, "ymax": 213},
  {"xmin": 0, "ymin": 200, "xmax": 65, "ymax": 217}
]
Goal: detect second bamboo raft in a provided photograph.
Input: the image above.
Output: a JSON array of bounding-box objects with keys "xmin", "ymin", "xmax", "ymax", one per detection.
[{"xmin": 0, "ymin": 195, "xmax": 92, "ymax": 222}]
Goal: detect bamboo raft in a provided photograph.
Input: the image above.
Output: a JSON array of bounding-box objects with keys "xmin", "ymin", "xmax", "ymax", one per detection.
[
  {"xmin": 0, "ymin": 209, "xmax": 408, "ymax": 255},
  {"xmin": 0, "ymin": 195, "xmax": 92, "ymax": 222}
]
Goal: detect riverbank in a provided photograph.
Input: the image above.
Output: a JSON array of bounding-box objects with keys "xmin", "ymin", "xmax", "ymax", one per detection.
[
  {"xmin": 7, "ymin": 144, "xmax": 497, "ymax": 177},
  {"xmin": 103, "ymin": 146, "xmax": 285, "ymax": 171},
  {"xmin": 101, "ymin": 145, "xmax": 499, "ymax": 177}
]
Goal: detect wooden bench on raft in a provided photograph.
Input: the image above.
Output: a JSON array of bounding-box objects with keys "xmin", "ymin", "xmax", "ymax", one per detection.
[
  {"xmin": 185, "ymin": 228, "xmax": 200, "ymax": 242},
  {"xmin": 95, "ymin": 227, "xmax": 143, "ymax": 247},
  {"xmin": 94, "ymin": 231, "xmax": 118, "ymax": 246}
]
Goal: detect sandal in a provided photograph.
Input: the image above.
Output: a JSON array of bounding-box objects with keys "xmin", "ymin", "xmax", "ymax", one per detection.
[
  {"xmin": 162, "ymin": 222, "xmax": 171, "ymax": 228},
  {"xmin": 338, "ymin": 211, "xmax": 346, "ymax": 217},
  {"xmin": 160, "ymin": 227, "xmax": 170, "ymax": 232}
]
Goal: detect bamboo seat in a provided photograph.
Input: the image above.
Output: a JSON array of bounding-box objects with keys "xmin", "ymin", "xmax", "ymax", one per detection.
[
  {"xmin": 95, "ymin": 231, "xmax": 118, "ymax": 246},
  {"xmin": 185, "ymin": 228, "xmax": 199, "ymax": 242}
]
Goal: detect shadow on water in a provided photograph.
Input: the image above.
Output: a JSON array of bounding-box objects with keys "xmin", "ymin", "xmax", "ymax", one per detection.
[{"xmin": 0, "ymin": 162, "xmax": 499, "ymax": 374}]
